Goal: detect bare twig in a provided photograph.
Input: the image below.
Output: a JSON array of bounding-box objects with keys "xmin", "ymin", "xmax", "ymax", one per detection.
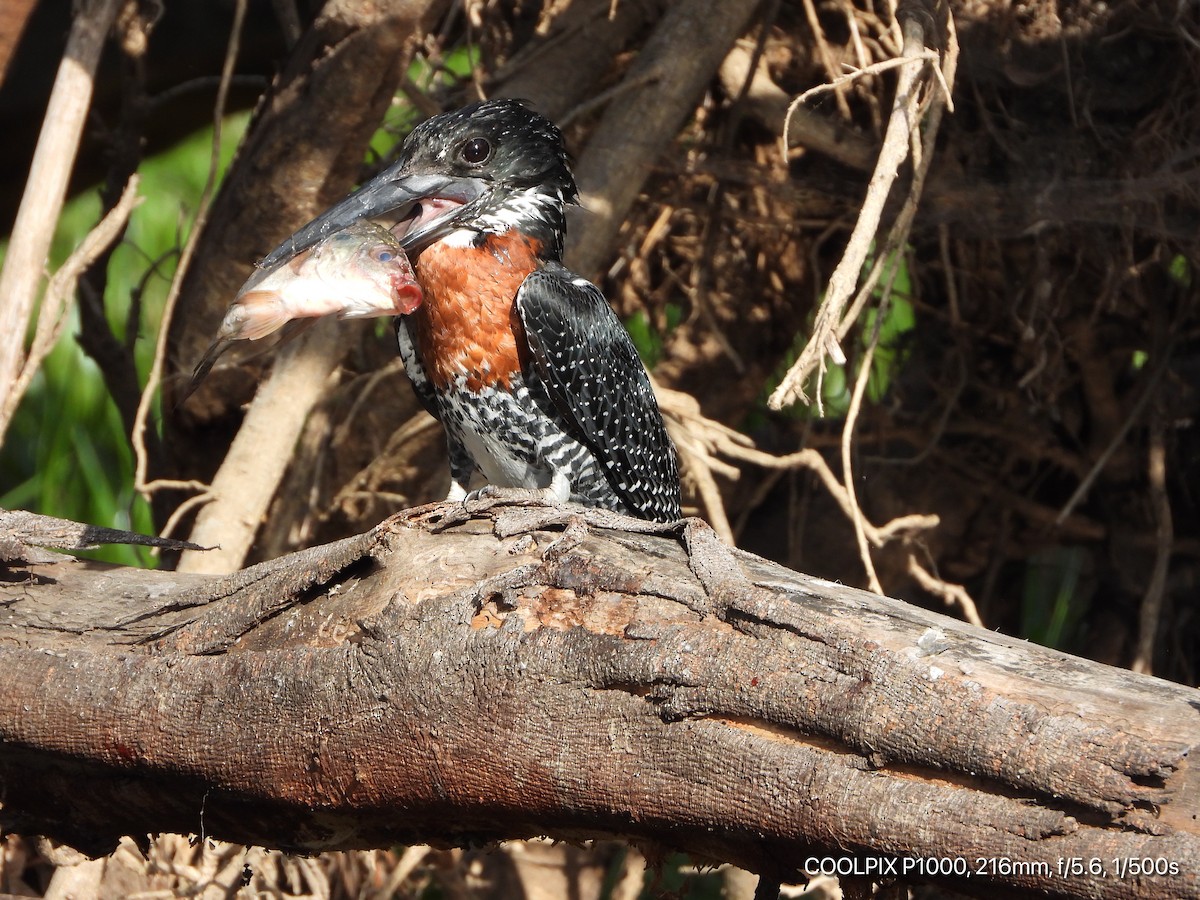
[
  {"xmin": 329, "ymin": 409, "xmax": 441, "ymax": 517},
  {"xmin": 156, "ymin": 491, "xmax": 215, "ymax": 544},
  {"xmin": 656, "ymin": 387, "xmax": 939, "ymax": 555},
  {"xmin": 907, "ymin": 553, "xmax": 984, "ymax": 627},
  {"xmin": 133, "ymin": 0, "xmax": 248, "ymax": 497},
  {"xmin": 718, "ymin": 42, "xmax": 877, "ymax": 172},
  {"xmin": 768, "ymin": 15, "xmax": 951, "ymax": 411},
  {"xmin": 1055, "ymin": 354, "xmax": 1170, "ymax": 525},
  {"xmin": 938, "ymin": 223, "xmax": 960, "ymax": 324},
  {"xmin": 833, "ymin": 211, "xmax": 936, "ymax": 584},
  {"xmin": 798, "ymin": 0, "xmax": 852, "ymax": 120},
  {"xmin": 558, "ymin": 71, "xmax": 662, "ymax": 129},
  {"xmin": 841, "ymin": 313, "xmax": 887, "ymax": 593},
  {"xmin": 0, "ymin": 0, "xmax": 124, "ymax": 446},
  {"xmin": 667, "ymin": 420, "xmax": 736, "ymax": 544},
  {"xmin": 784, "ymin": 50, "xmax": 939, "ymax": 124},
  {"xmin": 0, "ymin": 177, "xmax": 141, "ymax": 437},
  {"xmin": 1132, "ymin": 411, "xmax": 1172, "ymax": 675},
  {"xmin": 759, "ymin": 7, "xmax": 958, "ymax": 594}
]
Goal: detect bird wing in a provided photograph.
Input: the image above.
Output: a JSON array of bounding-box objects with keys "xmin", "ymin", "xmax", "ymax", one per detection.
[
  {"xmin": 515, "ymin": 262, "xmax": 681, "ymax": 521},
  {"xmin": 396, "ymin": 317, "xmax": 438, "ymax": 419}
]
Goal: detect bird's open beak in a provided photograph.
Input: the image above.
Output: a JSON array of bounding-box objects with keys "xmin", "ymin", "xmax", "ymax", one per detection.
[{"xmin": 258, "ymin": 170, "xmax": 490, "ymax": 271}]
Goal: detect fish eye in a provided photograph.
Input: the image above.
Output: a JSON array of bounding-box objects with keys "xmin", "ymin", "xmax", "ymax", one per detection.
[
  {"xmin": 373, "ymin": 248, "xmax": 395, "ymax": 262},
  {"xmin": 459, "ymin": 137, "xmax": 492, "ymax": 166}
]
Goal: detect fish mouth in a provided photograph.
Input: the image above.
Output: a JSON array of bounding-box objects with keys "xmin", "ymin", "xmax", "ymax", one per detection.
[{"xmin": 258, "ymin": 171, "xmax": 489, "ymax": 272}]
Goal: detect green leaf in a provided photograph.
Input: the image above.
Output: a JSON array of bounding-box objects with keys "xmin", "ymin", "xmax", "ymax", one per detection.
[{"xmin": 0, "ymin": 113, "xmax": 249, "ymax": 566}]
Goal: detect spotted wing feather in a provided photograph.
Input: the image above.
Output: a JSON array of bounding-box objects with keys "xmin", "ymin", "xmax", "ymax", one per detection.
[
  {"xmin": 396, "ymin": 317, "xmax": 437, "ymax": 418},
  {"xmin": 516, "ymin": 263, "xmax": 681, "ymax": 522}
]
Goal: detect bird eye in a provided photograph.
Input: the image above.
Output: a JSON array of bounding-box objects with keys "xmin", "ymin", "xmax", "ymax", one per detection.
[{"xmin": 460, "ymin": 137, "xmax": 492, "ymax": 165}]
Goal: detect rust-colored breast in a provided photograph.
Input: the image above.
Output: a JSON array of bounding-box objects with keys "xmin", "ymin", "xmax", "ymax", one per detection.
[{"xmin": 411, "ymin": 233, "xmax": 542, "ymax": 391}]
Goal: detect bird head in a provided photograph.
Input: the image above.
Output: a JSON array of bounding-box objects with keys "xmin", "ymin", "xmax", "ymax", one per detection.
[{"xmin": 259, "ymin": 99, "xmax": 579, "ymax": 270}]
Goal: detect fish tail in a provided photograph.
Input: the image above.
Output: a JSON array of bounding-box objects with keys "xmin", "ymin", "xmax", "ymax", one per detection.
[{"xmin": 176, "ymin": 338, "xmax": 232, "ymax": 408}]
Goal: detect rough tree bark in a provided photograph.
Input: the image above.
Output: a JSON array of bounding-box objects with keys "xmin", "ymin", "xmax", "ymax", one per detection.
[{"xmin": 0, "ymin": 506, "xmax": 1196, "ymax": 899}]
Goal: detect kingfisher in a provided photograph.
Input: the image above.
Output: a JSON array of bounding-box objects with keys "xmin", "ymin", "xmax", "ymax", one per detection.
[{"xmin": 259, "ymin": 99, "xmax": 682, "ymax": 523}]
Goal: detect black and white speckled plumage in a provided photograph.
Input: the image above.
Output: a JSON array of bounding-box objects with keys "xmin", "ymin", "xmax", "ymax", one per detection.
[
  {"xmin": 397, "ymin": 320, "xmax": 629, "ymax": 512},
  {"xmin": 516, "ymin": 264, "xmax": 681, "ymax": 520},
  {"xmin": 397, "ymin": 261, "xmax": 682, "ymax": 522}
]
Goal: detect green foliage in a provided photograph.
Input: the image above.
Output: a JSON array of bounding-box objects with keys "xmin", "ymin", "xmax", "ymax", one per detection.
[
  {"xmin": 0, "ymin": 113, "xmax": 249, "ymax": 565},
  {"xmin": 625, "ymin": 303, "xmax": 682, "ymax": 369},
  {"xmin": 860, "ymin": 252, "xmax": 914, "ymax": 403},
  {"xmin": 368, "ymin": 46, "xmax": 481, "ymax": 162},
  {"xmin": 0, "ymin": 336, "xmax": 152, "ymax": 556},
  {"xmin": 1020, "ymin": 546, "xmax": 1092, "ymax": 650},
  {"xmin": 762, "ymin": 245, "xmax": 915, "ymax": 420},
  {"xmin": 1167, "ymin": 253, "xmax": 1191, "ymax": 288}
]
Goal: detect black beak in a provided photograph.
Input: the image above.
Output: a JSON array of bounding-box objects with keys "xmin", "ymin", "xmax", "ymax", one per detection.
[{"xmin": 258, "ymin": 169, "xmax": 489, "ymax": 271}]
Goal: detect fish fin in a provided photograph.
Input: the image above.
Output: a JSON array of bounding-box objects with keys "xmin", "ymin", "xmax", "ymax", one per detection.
[
  {"xmin": 272, "ymin": 317, "xmax": 319, "ymax": 347},
  {"xmin": 229, "ymin": 290, "xmax": 290, "ymax": 340}
]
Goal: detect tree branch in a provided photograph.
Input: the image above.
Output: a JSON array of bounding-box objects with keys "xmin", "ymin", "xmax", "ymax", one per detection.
[
  {"xmin": 565, "ymin": 0, "xmax": 763, "ymax": 279},
  {"xmin": 0, "ymin": 507, "xmax": 1195, "ymax": 898}
]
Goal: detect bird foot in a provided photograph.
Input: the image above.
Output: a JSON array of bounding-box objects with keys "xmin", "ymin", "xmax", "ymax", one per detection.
[
  {"xmin": 462, "ymin": 485, "xmax": 563, "ymax": 515},
  {"xmin": 387, "ymin": 500, "xmax": 467, "ymax": 530},
  {"xmin": 488, "ymin": 503, "xmax": 677, "ymax": 539},
  {"xmin": 490, "ymin": 509, "xmax": 752, "ymax": 622},
  {"xmin": 410, "ymin": 486, "xmax": 565, "ymax": 533},
  {"xmin": 398, "ymin": 491, "xmax": 746, "ymax": 620}
]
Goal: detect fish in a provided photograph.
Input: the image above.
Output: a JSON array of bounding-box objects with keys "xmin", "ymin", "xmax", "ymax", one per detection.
[{"xmin": 183, "ymin": 222, "xmax": 422, "ymax": 400}]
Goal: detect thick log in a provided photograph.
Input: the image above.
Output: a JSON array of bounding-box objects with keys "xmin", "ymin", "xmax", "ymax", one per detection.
[{"xmin": 0, "ymin": 506, "xmax": 1196, "ymax": 898}]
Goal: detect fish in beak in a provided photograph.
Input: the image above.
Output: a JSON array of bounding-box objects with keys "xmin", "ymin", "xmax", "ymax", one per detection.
[
  {"xmin": 183, "ymin": 222, "xmax": 423, "ymax": 401},
  {"xmin": 257, "ymin": 168, "xmax": 492, "ymax": 272}
]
